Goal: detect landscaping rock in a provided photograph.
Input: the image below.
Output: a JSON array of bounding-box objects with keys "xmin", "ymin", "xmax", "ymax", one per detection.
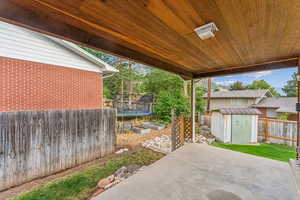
[
  {"xmin": 115, "ymin": 148, "xmax": 129, "ymax": 154},
  {"xmin": 142, "ymin": 134, "xmax": 171, "ymax": 153},
  {"xmin": 114, "ymin": 166, "xmax": 128, "ymax": 179},
  {"xmin": 97, "ymin": 177, "xmax": 113, "ymax": 189},
  {"xmin": 194, "ymin": 134, "xmax": 215, "ymax": 144}
]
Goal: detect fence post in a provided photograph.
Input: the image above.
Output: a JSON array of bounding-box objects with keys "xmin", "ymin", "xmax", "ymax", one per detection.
[{"xmin": 264, "ymin": 119, "xmax": 269, "ymax": 141}]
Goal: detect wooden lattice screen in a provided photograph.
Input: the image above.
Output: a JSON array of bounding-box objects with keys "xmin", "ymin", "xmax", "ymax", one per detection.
[{"xmin": 171, "ymin": 112, "xmax": 193, "ymax": 151}]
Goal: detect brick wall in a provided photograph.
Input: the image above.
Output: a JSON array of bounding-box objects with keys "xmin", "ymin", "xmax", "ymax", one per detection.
[{"xmin": 0, "ymin": 57, "xmax": 102, "ymax": 111}]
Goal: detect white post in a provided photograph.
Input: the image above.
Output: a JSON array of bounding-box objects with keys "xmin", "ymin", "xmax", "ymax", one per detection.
[{"xmin": 191, "ymin": 79, "xmax": 196, "ymax": 143}]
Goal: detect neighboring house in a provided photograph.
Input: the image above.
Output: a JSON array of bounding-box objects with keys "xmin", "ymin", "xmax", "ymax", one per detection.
[
  {"xmin": 204, "ymin": 89, "xmax": 297, "ymax": 121},
  {"xmin": 204, "ymin": 90, "xmax": 273, "ymax": 111},
  {"xmin": 253, "ymin": 97, "xmax": 297, "ymax": 121},
  {"xmin": 0, "ymin": 21, "xmax": 117, "ymax": 112}
]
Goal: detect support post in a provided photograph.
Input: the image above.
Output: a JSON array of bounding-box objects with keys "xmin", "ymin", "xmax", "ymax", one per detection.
[
  {"xmin": 206, "ymin": 78, "xmax": 212, "ymax": 114},
  {"xmin": 297, "ymin": 57, "xmax": 300, "ymax": 161},
  {"xmin": 191, "ymin": 79, "xmax": 196, "ymax": 143}
]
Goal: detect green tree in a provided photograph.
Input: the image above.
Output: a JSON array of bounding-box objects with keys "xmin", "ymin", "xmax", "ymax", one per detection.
[
  {"xmin": 153, "ymin": 91, "xmax": 189, "ymax": 122},
  {"xmin": 282, "ymin": 72, "xmax": 297, "ymax": 97},
  {"xmin": 142, "ymin": 69, "xmax": 184, "ymax": 95},
  {"xmin": 247, "ymin": 80, "xmax": 280, "ymax": 96},
  {"xmin": 229, "ymin": 81, "xmax": 246, "ymax": 90},
  {"xmin": 142, "ymin": 69, "xmax": 192, "ymax": 121},
  {"xmin": 104, "ymin": 61, "xmax": 143, "ymax": 99},
  {"xmin": 196, "ymin": 85, "xmax": 206, "ymax": 114}
]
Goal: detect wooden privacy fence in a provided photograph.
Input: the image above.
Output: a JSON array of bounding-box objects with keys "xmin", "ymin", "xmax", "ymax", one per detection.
[
  {"xmin": 171, "ymin": 112, "xmax": 192, "ymax": 151},
  {"xmin": 0, "ymin": 108, "xmax": 116, "ymax": 191},
  {"xmin": 258, "ymin": 118, "xmax": 297, "ymax": 146}
]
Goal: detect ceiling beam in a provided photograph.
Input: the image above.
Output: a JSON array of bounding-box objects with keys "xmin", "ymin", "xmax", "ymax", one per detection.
[
  {"xmin": 194, "ymin": 58, "xmax": 298, "ymax": 78},
  {"xmin": 0, "ymin": 1, "xmax": 194, "ymax": 79}
]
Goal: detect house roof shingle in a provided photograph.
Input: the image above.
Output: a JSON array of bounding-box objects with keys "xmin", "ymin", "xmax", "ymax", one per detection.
[
  {"xmin": 204, "ymin": 89, "xmax": 271, "ymax": 98},
  {"xmin": 253, "ymin": 97, "xmax": 297, "ymax": 113},
  {"xmin": 215, "ymin": 108, "xmax": 261, "ymax": 115}
]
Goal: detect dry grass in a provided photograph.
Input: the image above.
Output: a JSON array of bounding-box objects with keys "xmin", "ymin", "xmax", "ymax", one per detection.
[{"xmin": 117, "ymin": 126, "xmax": 171, "ymax": 149}]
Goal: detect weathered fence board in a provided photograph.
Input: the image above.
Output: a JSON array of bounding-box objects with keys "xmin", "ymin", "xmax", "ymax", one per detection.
[
  {"xmin": 258, "ymin": 118, "xmax": 297, "ymax": 146},
  {"xmin": 0, "ymin": 108, "xmax": 116, "ymax": 191}
]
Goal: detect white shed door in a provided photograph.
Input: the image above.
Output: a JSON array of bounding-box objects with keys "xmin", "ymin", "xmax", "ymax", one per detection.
[{"xmin": 231, "ymin": 115, "xmax": 252, "ymax": 144}]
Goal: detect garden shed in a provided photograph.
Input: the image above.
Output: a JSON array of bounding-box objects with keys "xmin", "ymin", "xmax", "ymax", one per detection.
[{"xmin": 211, "ymin": 108, "xmax": 261, "ymax": 144}]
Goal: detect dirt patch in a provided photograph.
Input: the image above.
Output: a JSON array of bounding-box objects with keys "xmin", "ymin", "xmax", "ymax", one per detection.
[{"xmin": 117, "ymin": 126, "xmax": 171, "ymax": 149}]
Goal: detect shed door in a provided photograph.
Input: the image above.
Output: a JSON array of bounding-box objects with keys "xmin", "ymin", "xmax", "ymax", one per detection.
[{"xmin": 231, "ymin": 115, "xmax": 252, "ymax": 144}]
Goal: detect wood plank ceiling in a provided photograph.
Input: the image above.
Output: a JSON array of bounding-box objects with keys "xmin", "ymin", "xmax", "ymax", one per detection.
[{"xmin": 1, "ymin": 0, "xmax": 300, "ymax": 79}]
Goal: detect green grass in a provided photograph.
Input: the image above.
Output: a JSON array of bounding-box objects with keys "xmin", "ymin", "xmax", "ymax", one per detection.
[
  {"xmin": 211, "ymin": 142, "xmax": 296, "ymax": 162},
  {"xmin": 14, "ymin": 150, "xmax": 164, "ymax": 200}
]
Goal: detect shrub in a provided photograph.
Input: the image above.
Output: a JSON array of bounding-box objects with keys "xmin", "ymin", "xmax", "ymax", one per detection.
[
  {"xmin": 278, "ymin": 113, "xmax": 289, "ymax": 120},
  {"xmin": 153, "ymin": 91, "xmax": 189, "ymax": 122}
]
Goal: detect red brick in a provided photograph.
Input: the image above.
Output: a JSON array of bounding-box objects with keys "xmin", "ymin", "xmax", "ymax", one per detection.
[{"xmin": 0, "ymin": 57, "xmax": 102, "ymax": 111}]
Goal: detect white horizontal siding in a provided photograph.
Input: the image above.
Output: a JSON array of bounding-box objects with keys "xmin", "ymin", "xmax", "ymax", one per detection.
[{"xmin": 0, "ymin": 21, "xmax": 101, "ymax": 72}]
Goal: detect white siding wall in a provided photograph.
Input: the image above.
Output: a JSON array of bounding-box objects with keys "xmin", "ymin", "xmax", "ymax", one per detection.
[
  {"xmin": 210, "ymin": 98, "xmax": 256, "ymax": 110},
  {"xmin": 211, "ymin": 112, "xmax": 225, "ymax": 142},
  {"xmin": 0, "ymin": 21, "xmax": 101, "ymax": 72}
]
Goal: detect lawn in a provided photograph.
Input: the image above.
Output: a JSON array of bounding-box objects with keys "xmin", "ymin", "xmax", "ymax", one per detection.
[
  {"xmin": 211, "ymin": 142, "xmax": 296, "ymax": 162},
  {"xmin": 14, "ymin": 149, "xmax": 164, "ymax": 200}
]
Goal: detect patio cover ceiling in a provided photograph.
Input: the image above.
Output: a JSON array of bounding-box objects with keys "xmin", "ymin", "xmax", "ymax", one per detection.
[{"xmin": 0, "ymin": 0, "xmax": 299, "ymax": 79}]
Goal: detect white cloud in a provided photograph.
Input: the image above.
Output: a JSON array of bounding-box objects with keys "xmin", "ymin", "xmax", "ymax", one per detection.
[
  {"xmin": 215, "ymin": 80, "xmax": 236, "ymax": 86},
  {"xmin": 245, "ymin": 71, "xmax": 272, "ymax": 78}
]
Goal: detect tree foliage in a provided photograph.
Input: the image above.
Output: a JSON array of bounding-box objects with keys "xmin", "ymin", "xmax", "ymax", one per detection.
[
  {"xmin": 141, "ymin": 69, "xmax": 184, "ymax": 95},
  {"xmin": 246, "ymin": 80, "xmax": 280, "ymax": 96},
  {"xmin": 141, "ymin": 69, "xmax": 190, "ymax": 121},
  {"xmin": 104, "ymin": 62, "xmax": 143, "ymax": 99},
  {"xmin": 153, "ymin": 91, "xmax": 189, "ymax": 122},
  {"xmin": 229, "ymin": 81, "xmax": 246, "ymax": 90},
  {"xmin": 195, "ymin": 85, "xmax": 206, "ymax": 114},
  {"xmin": 282, "ymin": 72, "xmax": 297, "ymax": 97}
]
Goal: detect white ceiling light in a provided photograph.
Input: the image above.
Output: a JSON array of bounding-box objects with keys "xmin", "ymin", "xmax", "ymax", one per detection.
[{"xmin": 194, "ymin": 22, "xmax": 219, "ymax": 40}]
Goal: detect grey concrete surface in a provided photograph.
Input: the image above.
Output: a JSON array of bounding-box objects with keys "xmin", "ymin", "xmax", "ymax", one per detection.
[
  {"xmin": 94, "ymin": 144, "xmax": 299, "ymax": 200},
  {"xmin": 289, "ymin": 159, "xmax": 300, "ymax": 196}
]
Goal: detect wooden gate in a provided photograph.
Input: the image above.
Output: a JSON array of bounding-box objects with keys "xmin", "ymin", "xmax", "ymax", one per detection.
[{"xmin": 171, "ymin": 112, "xmax": 193, "ymax": 151}]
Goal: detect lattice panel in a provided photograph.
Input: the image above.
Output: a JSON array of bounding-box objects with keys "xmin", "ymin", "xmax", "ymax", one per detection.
[
  {"xmin": 183, "ymin": 117, "xmax": 193, "ymax": 142},
  {"xmin": 171, "ymin": 116, "xmax": 184, "ymax": 151},
  {"xmin": 171, "ymin": 114, "xmax": 193, "ymax": 151}
]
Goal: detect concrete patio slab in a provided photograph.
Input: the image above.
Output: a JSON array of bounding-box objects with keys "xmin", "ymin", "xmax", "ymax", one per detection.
[{"xmin": 94, "ymin": 144, "xmax": 299, "ymax": 200}]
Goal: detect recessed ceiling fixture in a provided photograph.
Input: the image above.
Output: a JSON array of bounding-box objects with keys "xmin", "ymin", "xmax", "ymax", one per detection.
[{"xmin": 194, "ymin": 22, "xmax": 219, "ymax": 40}]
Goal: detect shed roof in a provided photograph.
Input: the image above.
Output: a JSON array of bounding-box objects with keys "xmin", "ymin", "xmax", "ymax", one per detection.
[
  {"xmin": 204, "ymin": 90, "xmax": 271, "ymax": 99},
  {"xmin": 215, "ymin": 108, "xmax": 261, "ymax": 115},
  {"xmin": 1, "ymin": 1, "xmax": 299, "ymax": 79}
]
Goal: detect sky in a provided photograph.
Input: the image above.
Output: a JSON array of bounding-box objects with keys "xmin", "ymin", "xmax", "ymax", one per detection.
[{"xmin": 213, "ymin": 68, "xmax": 297, "ymax": 95}]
